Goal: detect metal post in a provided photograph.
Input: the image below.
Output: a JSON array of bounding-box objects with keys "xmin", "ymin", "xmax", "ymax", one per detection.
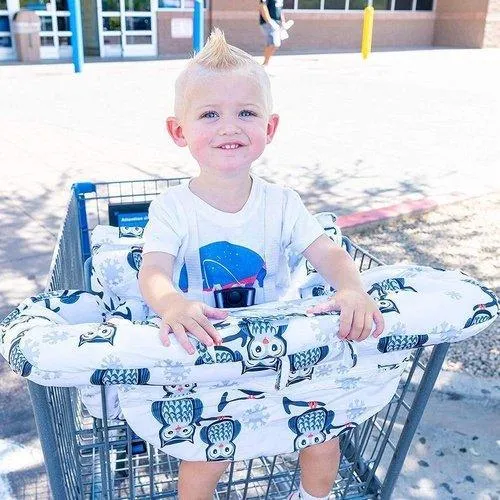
[
  {"xmin": 193, "ymin": 0, "xmax": 204, "ymax": 54},
  {"xmin": 27, "ymin": 381, "xmax": 68, "ymax": 500},
  {"xmin": 72, "ymin": 182, "xmax": 96, "ymax": 262},
  {"xmin": 380, "ymin": 343, "xmax": 450, "ymax": 499},
  {"xmin": 361, "ymin": 0, "xmax": 374, "ymax": 60},
  {"xmin": 68, "ymin": 0, "xmax": 84, "ymax": 73}
]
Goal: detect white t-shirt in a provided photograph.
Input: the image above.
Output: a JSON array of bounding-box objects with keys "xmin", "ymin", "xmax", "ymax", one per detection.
[{"xmin": 142, "ymin": 176, "xmax": 324, "ymax": 306}]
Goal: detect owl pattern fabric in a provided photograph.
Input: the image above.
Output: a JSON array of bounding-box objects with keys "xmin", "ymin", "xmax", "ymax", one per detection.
[{"xmin": 1, "ymin": 263, "xmax": 497, "ymax": 461}]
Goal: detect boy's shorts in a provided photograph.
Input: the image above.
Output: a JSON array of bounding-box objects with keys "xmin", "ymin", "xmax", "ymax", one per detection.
[{"xmin": 261, "ymin": 22, "xmax": 282, "ymax": 48}]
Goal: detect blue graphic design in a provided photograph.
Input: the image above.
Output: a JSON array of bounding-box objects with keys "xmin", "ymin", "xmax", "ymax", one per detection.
[
  {"xmin": 200, "ymin": 418, "xmax": 241, "ymax": 461},
  {"xmin": 179, "ymin": 242, "xmax": 266, "ymax": 292},
  {"xmin": 152, "ymin": 398, "xmax": 204, "ymax": 447}
]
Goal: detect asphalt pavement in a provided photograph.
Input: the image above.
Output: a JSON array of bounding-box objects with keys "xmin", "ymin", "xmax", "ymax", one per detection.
[{"xmin": 0, "ymin": 48, "xmax": 499, "ymax": 498}]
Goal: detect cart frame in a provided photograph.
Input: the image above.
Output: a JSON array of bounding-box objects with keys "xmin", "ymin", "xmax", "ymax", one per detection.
[{"xmin": 26, "ymin": 178, "xmax": 450, "ymax": 499}]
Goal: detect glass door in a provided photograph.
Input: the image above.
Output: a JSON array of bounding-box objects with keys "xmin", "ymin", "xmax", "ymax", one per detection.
[
  {"xmin": 19, "ymin": 0, "xmax": 71, "ymax": 59},
  {"xmin": 99, "ymin": 0, "xmax": 156, "ymax": 58},
  {"xmin": 0, "ymin": 0, "xmax": 14, "ymax": 60}
]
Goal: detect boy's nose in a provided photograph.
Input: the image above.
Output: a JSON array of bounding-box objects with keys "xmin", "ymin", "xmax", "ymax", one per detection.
[{"xmin": 218, "ymin": 120, "xmax": 242, "ymax": 135}]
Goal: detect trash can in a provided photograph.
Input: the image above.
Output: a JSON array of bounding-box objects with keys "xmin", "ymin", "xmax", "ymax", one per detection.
[{"xmin": 13, "ymin": 10, "xmax": 40, "ymax": 62}]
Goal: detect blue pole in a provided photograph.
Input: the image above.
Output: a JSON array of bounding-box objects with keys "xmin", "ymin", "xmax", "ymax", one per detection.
[
  {"xmin": 68, "ymin": 0, "xmax": 84, "ymax": 73},
  {"xmin": 193, "ymin": 0, "xmax": 204, "ymax": 54}
]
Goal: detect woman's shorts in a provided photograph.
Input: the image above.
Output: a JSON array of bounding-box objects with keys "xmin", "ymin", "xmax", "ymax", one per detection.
[{"xmin": 261, "ymin": 22, "xmax": 281, "ymax": 48}]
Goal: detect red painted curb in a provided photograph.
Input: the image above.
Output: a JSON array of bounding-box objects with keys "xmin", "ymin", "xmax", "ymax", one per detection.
[{"xmin": 337, "ymin": 193, "xmax": 470, "ymax": 229}]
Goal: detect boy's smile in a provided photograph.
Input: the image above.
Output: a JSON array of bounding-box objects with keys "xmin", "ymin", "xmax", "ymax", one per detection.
[{"xmin": 167, "ymin": 70, "xmax": 279, "ymax": 176}]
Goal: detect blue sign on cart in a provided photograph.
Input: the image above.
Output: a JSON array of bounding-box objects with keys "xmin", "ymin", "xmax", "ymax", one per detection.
[{"xmin": 117, "ymin": 212, "xmax": 148, "ymax": 238}]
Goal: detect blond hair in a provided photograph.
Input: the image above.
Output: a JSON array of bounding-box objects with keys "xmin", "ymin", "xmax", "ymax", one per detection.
[{"xmin": 174, "ymin": 29, "xmax": 272, "ymax": 118}]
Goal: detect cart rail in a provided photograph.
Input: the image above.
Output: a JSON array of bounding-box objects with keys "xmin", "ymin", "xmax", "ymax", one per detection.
[{"xmin": 30, "ymin": 179, "xmax": 450, "ymax": 499}]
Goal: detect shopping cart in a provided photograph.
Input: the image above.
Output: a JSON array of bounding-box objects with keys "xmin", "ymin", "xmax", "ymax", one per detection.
[{"xmin": 27, "ymin": 178, "xmax": 450, "ymax": 499}]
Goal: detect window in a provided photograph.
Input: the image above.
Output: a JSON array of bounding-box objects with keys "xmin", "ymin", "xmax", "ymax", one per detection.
[
  {"xmin": 0, "ymin": 35, "xmax": 12, "ymax": 47},
  {"xmin": 416, "ymin": 0, "xmax": 433, "ymax": 10},
  {"xmin": 298, "ymin": 0, "xmax": 321, "ymax": 8},
  {"xmin": 284, "ymin": 0, "xmax": 433, "ymax": 10},
  {"xmin": 39, "ymin": 15, "xmax": 53, "ymax": 31},
  {"xmin": 0, "ymin": 15, "xmax": 10, "ymax": 31},
  {"xmin": 324, "ymin": 0, "xmax": 346, "ymax": 9},
  {"xmin": 158, "ymin": 0, "xmax": 207, "ymax": 9},
  {"xmin": 57, "ymin": 16, "xmax": 70, "ymax": 31},
  {"xmin": 394, "ymin": 0, "xmax": 412, "ymax": 10}
]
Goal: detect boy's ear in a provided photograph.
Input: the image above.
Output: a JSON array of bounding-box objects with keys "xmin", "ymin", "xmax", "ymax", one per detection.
[
  {"xmin": 166, "ymin": 117, "xmax": 188, "ymax": 147},
  {"xmin": 266, "ymin": 114, "xmax": 280, "ymax": 144}
]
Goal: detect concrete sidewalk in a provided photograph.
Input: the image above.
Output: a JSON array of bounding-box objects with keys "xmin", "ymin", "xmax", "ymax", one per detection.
[{"xmin": 0, "ymin": 48, "xmax": 499, "ymax": 498}]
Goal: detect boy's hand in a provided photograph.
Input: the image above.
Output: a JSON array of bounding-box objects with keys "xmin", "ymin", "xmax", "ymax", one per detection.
[
  {"xmin": 159, "ymin": 295, "xmax": 228, "ymax": 354},
  {"xmin": 307, "ymin": 289, "xmax": 384, "ymax": 342}
]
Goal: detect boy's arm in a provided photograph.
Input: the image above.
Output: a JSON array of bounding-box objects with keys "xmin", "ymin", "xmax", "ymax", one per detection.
[
  {"xmin": 139, "ymin": 252, "xmax": 179, "ymax": 314},
  {"xmin": 302, "ymin": 235, "xmax": 384, "ymax": 341},
  {"xmin": 139, "ymin": 252, "xmax": 226, "ymax": 353}
]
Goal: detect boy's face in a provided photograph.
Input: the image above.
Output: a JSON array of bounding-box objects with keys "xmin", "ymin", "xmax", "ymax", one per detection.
[{"xmin": 167, "ymin": 70, "xmax": 279, "ymax": 175}]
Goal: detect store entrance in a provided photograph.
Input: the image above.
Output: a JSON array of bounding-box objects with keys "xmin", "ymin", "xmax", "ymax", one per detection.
[
  {"xmin": 19, "ymin": 0, "xmax": 72, "ymax": 59},
  {"xmin": 98, "ymin": 0, "xmax": 156, "ymax": 58}
]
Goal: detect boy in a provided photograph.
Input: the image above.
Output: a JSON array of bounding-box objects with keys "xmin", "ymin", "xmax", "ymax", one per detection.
[{"xmin": 139, "ymin": 29, "xmax": 384, "ymax": 500}]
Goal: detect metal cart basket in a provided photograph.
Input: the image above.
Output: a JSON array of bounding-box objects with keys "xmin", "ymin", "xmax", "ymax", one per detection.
[{"xmin": 27, "ymin": 178, "xmax": 450, "ymax": 500}]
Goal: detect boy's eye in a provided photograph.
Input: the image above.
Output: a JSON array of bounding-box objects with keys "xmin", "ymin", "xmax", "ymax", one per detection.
[
  {"xmin": 200, "ymin": 111, "xmax": 218, "ymax": 119},
  {"xmin": 239, "ymin": 109, "xmax": 257, "ymax": 118}
]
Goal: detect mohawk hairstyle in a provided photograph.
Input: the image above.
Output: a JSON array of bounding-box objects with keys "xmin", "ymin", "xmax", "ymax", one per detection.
[
  {"xmin": 174, "ymin": 29, "xmax": 272, "ymax": 118},
  {"xmin": 192, "ymin": 28, "xmax": 256, "ymax": 69}
]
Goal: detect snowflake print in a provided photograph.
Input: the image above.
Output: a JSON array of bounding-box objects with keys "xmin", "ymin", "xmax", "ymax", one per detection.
[
  {"xmin": 42, "ymin": 329, "xmax": 71, "ymax": 345},
  {"xmin": 400, "ymin": 266, "xmax": 425, "ymax": 278},
  {"xmin": 101, "ymin": 258, "xmax": 125, "ymax": 287},
  {"xmin": 336, "ymin": 363, "xmax": 349, "ymax": 375},
  {"xmin": 100, "ymin": 355, "xmax": 123, "ymax": 368},
  {"xmin": 316, "ymin": 364, "xmax": 334, "ymax": 379},
  {"xmin": 339, "ymin": 377, "xmax": 360, "ymax": 390},
  {"xmin": 31, "ymin": 367, "xmax": 61, "ymax": 381},
  {"xmin": 154, "ymin": 359, "xmax": 191, "ymax": 383},
  {"xmin": 389, "ymin": 322, "xmax": 407, "ymax": 336},
  {"xmin": 312, "ymin": 318, "xmax": 330, "ymax": 344},
  {"xmin": 445, "ymin": 291, "xmax": 462, "ymax": 300},
  {"xmin": 347, "ymin": 399, "xmax": 366, "ymax": 420},
  {"xmin": 241, "ymin": 404, "xmax": 270, "ymax": 430},
  {"xmin": 431, "ymin": 322, "xmax": 461, "ymax": 342},
  {"xmin": 21, "ymin": 337, "xmax": 40, "ymax": 363}
]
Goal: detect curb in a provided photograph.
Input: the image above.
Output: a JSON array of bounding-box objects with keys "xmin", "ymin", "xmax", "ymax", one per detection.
[{"xmin": 336, "ymin": 192, "xmax": 484, "ymax": 230}]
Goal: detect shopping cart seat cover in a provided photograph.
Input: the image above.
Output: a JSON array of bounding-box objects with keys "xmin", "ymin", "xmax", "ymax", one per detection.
[{"xmin": 1, "ymin": 265, "xmax": 497, "ymax": 461}]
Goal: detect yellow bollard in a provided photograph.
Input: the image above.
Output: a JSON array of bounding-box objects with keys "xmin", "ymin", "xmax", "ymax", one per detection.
[{"xmin": 361, "ymin": 4, "xmax": 374, "ymax": 60}]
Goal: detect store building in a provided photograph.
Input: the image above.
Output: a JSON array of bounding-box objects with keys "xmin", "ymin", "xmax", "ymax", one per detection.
[{"xmin": 1, "ymin": 0, "xmax": 499, "ymax": 62}]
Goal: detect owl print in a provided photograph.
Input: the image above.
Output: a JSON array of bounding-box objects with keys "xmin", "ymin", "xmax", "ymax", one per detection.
[
  {"xmin": 377, "ymin": 334, "xmax": 429, "ymax": 353},
  {"xmin": 119, "ymin": 226, "xmax": 144, "ymax": 238},
  {"xmin": 163, "ymin": 383, "xmax": 198, "ymax": 398},
  {"xmin": 238, "ymin": 319, "xmax": 288, "ymax": 373},
  {"xmin": 200, "ymin": 418, "xmax": 241, "ymax": 461},
  {"xmin": 90, "ymin": 368, "xmax": 150, "ymax": 385},
  {"xmin": 127, "ymin": 246, "xmax": 143, "ymax": 274},
  {"xmin": 193, "ymin": 342, "xmax": 243, "ymax": 366},
  {"xmin": 286, "ymin": 346, "xmax": 329, "ymax": 386},
  {"xmin": 8, "ymin": 331, "xmax": 33, "ymax": 377},
  {"xmin": 151, "ymin": 398, "xmax": 203, "ymax": 447},
  {"xmin": 78, "ymin": 322, "xmax": 117, "ymax": 347},
  {"xmin": 367, "ymin": 278, "xmax": 417, "ymax": 299},
  {"xmin": 288, "ymin": 407, "xmax": 335, "ymax": 451}
]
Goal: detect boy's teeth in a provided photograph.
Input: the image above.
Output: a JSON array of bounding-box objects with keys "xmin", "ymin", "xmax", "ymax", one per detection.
[{"xmin": 221, "ymin": 144, "xmax": 239, "ymax": 149}]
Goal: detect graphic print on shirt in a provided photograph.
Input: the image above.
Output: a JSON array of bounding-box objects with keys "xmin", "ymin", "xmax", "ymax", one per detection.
[{"xmin": 178, "ymin": 241, "xmax": 266, "ymax": 293}]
